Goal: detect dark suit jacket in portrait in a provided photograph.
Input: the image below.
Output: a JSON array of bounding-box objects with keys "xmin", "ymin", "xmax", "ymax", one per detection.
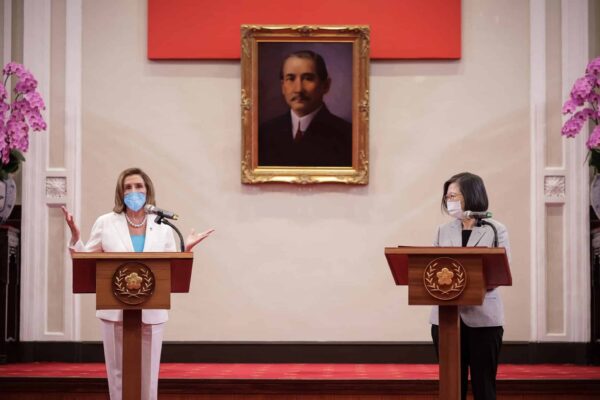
[{"xmin": 258, "ymin": 105, "xmax": 352, "ymax": 167}]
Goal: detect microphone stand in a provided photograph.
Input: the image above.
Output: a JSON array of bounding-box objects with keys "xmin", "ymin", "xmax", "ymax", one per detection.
[
  {"xmin": 477, "ymin": 218, "xmax": 499, "ymax": 248},
  {"xmin": 154, "ymin": 215, "xmax": 185, "ymax": 252}
]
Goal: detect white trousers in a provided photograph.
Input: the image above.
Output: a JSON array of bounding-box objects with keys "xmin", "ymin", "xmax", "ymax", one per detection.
[{"xmin": 100, "ymin": 319, "xmax": 164, "ymax": 400}]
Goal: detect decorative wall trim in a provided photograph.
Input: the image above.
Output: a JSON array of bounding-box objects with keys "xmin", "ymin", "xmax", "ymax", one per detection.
[
  {"xmin": 529, "ymin": 0, "xmax": 591, "ymax": 342},
  {"xmin": 63, "ymin": 0, "xmax": 83, "ymax": 342},
  {"xmin": 561, "ymin": 0, "xmax": 592, "ymax": 343},
  {"xmin": 45, "ymin": 176, "xmax": 67, "ymax": 198},
  {"xmin": 20, "ymin": 0, "xmax": 82, "ymax": 341},
  {"xmin": 544, "ymin": 175, "xmax": 566, "ymax": 202},
  {"xmin": 529, "ymin": 0, "xmax": 545, "ymax": 342},
  {"xmin": 20, "ymin": 0, "xmax": 52, "ymax": 341},
  {"xmin": 13, "ymin": 341, "xmax": 596, "ymax": 365}
]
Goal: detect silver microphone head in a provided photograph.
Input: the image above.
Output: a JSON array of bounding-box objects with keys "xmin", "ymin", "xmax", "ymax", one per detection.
[
  {"xmin": 464, "ymin": 210, "xmax": 492, "ymax": 219},
  {"xmin": 144, "ymin": 204, "xmax": 178, "ymax": 220}
]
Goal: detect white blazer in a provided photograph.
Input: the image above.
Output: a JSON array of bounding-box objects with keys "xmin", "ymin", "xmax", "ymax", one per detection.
[
  {"xmin": 71, "ymin": 212, "xmax": 177, "ymax": 324},
  {"xmin": 429, "ymin": 218, "xmax": 511, "ymax": 327}
]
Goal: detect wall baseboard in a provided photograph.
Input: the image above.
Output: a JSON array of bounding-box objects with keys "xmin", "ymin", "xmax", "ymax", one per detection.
[{"xmin": 9, "ymin": 341, "xmax": 596, "ymax": 365}]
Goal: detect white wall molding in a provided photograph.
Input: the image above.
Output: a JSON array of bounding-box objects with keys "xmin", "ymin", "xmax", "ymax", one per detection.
[
  {"xmin": 530, "ymin": 0, "xmax": 546, "ymax": 342},
  {"xmin": 20, "ymin": 0, "xmax": 51, "ymax": 341},
  {"xmin": 561, "ymin": 0, "xmax": 591, "ymax": 342},
  {"xmin": 63, "ymin": 0, "xmax": 82, "ymax": 341},
  {"xmin": 530, "ymin": 0, "xmax": 590, "ymax": 342},
  {"xmin": 20, "ymin": 0, "xmax": 82, "ymax": 341}
]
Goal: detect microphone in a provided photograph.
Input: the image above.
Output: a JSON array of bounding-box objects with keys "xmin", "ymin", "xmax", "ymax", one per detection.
[
  {"xmin": 464, "ymin": 210, "xmax": 492, "ymax": 219},
  {"xmin": 144, "ymin": 204, "xmax": 179, "ymax": 220}
]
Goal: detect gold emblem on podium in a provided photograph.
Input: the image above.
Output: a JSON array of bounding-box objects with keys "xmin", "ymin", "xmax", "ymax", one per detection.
[
  {"xmin": 112, "ymin": 262, "xmax": 155, "ymax": 305},
  {"xmin": 423, "ymin": 257, "xmax": 466, "ymax": 300}
]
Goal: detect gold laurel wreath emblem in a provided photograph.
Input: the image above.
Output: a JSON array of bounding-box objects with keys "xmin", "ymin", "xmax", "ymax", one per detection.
[
  {"xmin": 423, "ymin": 257, "xmax": 467, "ymax": 301},
  {"xmin": 112, "ymin": 262, "xmax": 155, "ymax": 305}
]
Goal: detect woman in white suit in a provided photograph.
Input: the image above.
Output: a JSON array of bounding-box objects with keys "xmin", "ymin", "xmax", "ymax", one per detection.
[
  {"xmin": 62, "ymin": 167, "xmax": 213, "ymax": 400},
  {"xmin": 430, "ymin": 172, "xmax": 510, "ymax": 400}
]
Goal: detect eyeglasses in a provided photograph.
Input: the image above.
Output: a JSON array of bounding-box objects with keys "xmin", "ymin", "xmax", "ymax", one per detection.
[{"xmin": 445, "ymin": 193, "xmax": 463, "ymax": 201}]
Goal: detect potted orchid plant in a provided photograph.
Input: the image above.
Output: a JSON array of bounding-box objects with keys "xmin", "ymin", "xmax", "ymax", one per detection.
[
  {"xmin": 561, "ymin": 56, "xmax": 600, "ymax": 167},
  {"xmin": 0, "ymin": 62, "xmax": 47, "ymax": 221}
]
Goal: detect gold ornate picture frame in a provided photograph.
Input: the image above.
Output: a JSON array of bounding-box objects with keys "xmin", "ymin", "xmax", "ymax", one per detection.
[{"xmin": 241, "ymin": 25, "xmax": 370, "ymax": 184}]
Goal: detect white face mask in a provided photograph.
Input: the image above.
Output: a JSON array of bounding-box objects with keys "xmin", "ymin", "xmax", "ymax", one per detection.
[{"xmin": 447, "ymin": 200, "xmax": 463, "ymax": 220}]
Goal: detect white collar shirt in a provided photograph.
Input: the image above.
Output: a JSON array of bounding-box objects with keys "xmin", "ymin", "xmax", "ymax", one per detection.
[{"xmin": 290, "ymin": 106, "xmax": 322, "ymax": 140}]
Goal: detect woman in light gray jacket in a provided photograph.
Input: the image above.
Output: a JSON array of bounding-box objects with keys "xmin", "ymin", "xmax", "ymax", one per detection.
[{"xmin": 431, "ymin": 172, "xmax": 510, "ymax": 400}]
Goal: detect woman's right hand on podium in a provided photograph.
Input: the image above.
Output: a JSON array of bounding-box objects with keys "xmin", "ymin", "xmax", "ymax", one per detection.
[{"xmin": 61, "ymin": 206, "xmax": 81, "ymax": 246}]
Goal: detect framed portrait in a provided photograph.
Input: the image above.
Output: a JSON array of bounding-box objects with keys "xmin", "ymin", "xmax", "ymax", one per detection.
[{"xmin": 241, "ymin": 25, "xmax": 370, "ymax": 184}]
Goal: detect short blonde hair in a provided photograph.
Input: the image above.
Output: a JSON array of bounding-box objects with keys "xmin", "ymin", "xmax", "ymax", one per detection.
[{"xmin": 113, "ymin": 167, "xmax": 156, "ymax": 213}]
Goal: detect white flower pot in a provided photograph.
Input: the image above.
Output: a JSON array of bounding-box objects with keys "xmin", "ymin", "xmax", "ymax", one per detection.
[
  {"xmin": 591, "ymin": 174, "xmax": 600, "ymax": 220},
  {"xmin": 0, "ymin": 177, "xmax": 17, "ymax": 223}
]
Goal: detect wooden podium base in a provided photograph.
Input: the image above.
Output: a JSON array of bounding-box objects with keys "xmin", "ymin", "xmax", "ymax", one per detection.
[
  {"xmin": 123, "ymin": 309, "xmax": 142, "ymax": 400},
  {"xmin": 439, "ymin": 305, "xmax": 461, "ymax": 400}
]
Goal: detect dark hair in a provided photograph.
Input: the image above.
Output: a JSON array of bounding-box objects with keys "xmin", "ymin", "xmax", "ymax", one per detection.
[
  {"xmin": 113, "ymin": 167, "xmax": 156, "ymax": 213},
  {"xmin": 441, "ymin": 172, "xmax": 489, "ymax": 213},
  {"xmin": 279, "ymin": 50, "xmax": 329, "ymax": 81}
]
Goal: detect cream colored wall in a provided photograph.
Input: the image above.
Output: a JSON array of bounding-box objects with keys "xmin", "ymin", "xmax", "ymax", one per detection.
[{"xmin": 79, "ymin": 0, "xmax": 531, "ymax": 341}]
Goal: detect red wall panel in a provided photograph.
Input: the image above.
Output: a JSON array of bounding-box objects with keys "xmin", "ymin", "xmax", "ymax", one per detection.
[{"xmin": 148, "ymin": 0, "xmax": 461, "ymax": 60}]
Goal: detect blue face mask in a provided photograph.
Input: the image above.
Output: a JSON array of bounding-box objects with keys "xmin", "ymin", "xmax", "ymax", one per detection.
[{"xmin": 124, "ymin": 192, "xmax": 146, "ymax": 212}]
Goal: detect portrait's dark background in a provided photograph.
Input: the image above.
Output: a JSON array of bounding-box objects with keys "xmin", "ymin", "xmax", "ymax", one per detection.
[{"xmin": 258, "ymin": 42, "xmax": 353, "ymax": 124}]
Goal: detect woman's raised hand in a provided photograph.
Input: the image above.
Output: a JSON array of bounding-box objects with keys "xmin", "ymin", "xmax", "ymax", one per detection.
[
  {"xmin": 184, "ymin": 228, "xmax": 215, "ymax": 252},
  {"xmin": 61, "ymin": 206, "xmax": 81, "ymax": 246}
]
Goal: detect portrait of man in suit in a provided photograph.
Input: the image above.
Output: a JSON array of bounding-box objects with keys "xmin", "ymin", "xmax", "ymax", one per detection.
[{"xmin": 258, "ymin": 49, "xmax": 353, "ymax": 167}]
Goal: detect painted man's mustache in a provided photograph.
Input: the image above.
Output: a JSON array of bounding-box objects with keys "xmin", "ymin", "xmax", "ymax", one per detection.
[{"xmin": 290, "ymin": 94, "xmax": 310, "ymax": 101}]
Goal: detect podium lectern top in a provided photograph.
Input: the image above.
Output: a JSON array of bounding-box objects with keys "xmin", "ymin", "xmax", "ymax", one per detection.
[
  {"xmin": 72, "ymin": 252, "xmax": 193, "ymax": 294},
  {"xmin": 385, "ymin": 246, "xmax": 511, "ymax": 289}
]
